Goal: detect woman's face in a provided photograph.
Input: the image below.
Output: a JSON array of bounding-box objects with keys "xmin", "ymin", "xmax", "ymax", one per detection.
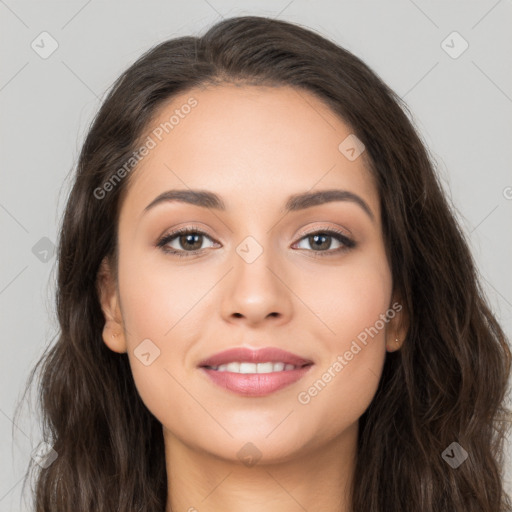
[{"xmin": 99, "ymin": 84, "xmax": 405, "ymax": 463}]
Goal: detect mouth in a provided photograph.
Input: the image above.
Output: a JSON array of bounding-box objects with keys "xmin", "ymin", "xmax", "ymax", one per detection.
[
  {"xmin": 203, "ymin": 361, "xmax": 312, "ymax": 373},
  {"xmin": 198, "ymin": 346, "xmax": 314, "ymax": 396}
]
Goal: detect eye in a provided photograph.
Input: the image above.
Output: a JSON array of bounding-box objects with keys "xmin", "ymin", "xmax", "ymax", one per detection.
[
  {"xmin": 293, "ymin": 228, "xmax": 356, "ymax": 257},
  {"xmin": 156, "ymin": 226, "xmax": 356, "ymax": 258},
  {"xmin": 156, "ymin": 227, "xmax": 218, "ymax": 257}
]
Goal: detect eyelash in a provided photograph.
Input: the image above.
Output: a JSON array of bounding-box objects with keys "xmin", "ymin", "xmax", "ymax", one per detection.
[{"xmin": 156, "ymin": 226, "xmax": 356, "ymax": 259}]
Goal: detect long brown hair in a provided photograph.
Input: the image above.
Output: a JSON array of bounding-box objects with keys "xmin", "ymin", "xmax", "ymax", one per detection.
[{"xmin": 16, "ymin": 15, "xmax": 511, "ymax": 511}]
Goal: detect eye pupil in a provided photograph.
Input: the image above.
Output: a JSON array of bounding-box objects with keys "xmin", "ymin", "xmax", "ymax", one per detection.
[
  {"xmin": 181, "ymin": 233, "xmax": 202, "ymax": 250},
  {"xmin": 310, "ymin": 234, "xmax": 331, "ymax": 250}
]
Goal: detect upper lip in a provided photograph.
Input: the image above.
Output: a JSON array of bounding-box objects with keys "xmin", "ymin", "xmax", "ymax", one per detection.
[{"xmin": 198, "ymin": 347, "xmax": 314, "ymax": 368}]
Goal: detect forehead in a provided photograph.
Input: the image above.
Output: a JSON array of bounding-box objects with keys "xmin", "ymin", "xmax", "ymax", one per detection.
[{"xmin": 121, "ymin": 84, "xmax": 378, "ymax": 220}]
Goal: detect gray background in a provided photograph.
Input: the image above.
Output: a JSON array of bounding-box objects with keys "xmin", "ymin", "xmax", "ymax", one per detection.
[{"xmin": 1, "ymin": 1, "xmax": 511, "ymax": 510}]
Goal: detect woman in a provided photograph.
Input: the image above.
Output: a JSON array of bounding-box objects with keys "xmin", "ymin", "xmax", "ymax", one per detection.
[{"xmin": 18, "ymin": 15, "xmax": 511, "ymax": 512}]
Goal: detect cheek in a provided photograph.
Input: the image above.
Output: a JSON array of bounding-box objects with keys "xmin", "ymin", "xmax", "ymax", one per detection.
[
  {"xmin": 116, "ymin": 254, "xmax": 198, "ymax": 420},
  {"xmin": 118, "ymin": 249, "xmax": 200, "ymax": 340},
  {"xmin": 293, "ymin": 253, "xmax": 392, "ymax": 424},
  {"xmin": 298, "ymin": 249, "xmax": 392, "ymax": 348}
]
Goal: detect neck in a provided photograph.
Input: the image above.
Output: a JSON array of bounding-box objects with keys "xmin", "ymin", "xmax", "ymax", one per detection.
[{"xmin": 164, "ymin": 422, "xmax": 358, "ymax": 512}]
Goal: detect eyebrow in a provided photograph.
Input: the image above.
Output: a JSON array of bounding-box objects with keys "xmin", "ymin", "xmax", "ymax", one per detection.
[{"xmin": 143, "ymin": 188, "xmax": 375, "ymax": 222}]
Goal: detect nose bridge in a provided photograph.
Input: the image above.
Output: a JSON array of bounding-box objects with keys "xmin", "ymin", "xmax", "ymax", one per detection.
[
  {"xmin": 232, "ymin": 230, "xmax": 280, "ymax": 291},
  {"xmin": 220, "ymin": 228, "xmax": 292, "ymax": 324},
  {"xmin": 229, "ymin": 202, "xmax": 279, "ymax": 269}
]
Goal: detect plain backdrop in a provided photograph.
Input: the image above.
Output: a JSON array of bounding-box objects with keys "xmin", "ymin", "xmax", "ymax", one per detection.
[{"xmin": 1, "ymin": 1, "xmax": 511, "ymax": 510}]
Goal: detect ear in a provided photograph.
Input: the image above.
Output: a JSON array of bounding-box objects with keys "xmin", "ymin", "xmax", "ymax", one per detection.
[
  {"xmin": 385, "ymin": 294, "xmax": 409, "ymax": 353},
  {"xmin": 96, "ymin": 256, "xmax": 127, "ymax": 353}
]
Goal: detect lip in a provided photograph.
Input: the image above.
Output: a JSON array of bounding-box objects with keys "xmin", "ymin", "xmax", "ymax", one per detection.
[
  {"xmin": 198, "ymin": 346, "xmax": 314, "ymax": 397},
  {"xmin": 200, "ymin": 365, "xmax": 313, "ymax": 396},
  {"xmin": 198, "ymin": 346, "xmax": 313, "ymax": 368}
]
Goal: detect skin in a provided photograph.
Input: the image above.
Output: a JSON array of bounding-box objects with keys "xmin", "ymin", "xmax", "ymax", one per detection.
[{"xmin": 97, "ymin": 84, "xmax": 408, "ymax": 512}]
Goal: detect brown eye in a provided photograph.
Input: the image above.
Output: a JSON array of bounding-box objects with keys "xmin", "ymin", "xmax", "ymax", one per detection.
[
  {"xmin": 293, "ymin": 229, "xmax": 356, "ymax": 256},
  {"xmin": 176, "ymin": 232, "xmax": 203, "ymax": 251},
  {"xmin": 305, "ymin": 233, "xmax": 333, "ymax": 251},
  {"xmin": 156, "ymin": 228, "xmax": 217, "ymax": 256}
]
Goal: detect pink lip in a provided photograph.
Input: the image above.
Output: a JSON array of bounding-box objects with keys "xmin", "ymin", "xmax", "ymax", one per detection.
[
  {"xmin": 200, "ymin": 365, "xmax": 313, "ymax": 396},
  {"xmin": 198, "ymin": 347, "xmax": 313, "ymax": 368},
  {"xmin": 197, "ymin": 346, "xmax": 314, "ymax": 397}
]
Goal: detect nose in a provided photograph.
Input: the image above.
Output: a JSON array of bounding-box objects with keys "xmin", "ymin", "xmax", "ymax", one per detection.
[{"xmin": 220, "ymin": 240, "xmax": 293, "ymax": 327}]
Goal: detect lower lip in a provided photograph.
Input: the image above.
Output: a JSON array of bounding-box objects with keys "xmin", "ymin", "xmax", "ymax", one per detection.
[{"xmin": 199, "ymin": 365, "xmax": 313, "ymax": 396}]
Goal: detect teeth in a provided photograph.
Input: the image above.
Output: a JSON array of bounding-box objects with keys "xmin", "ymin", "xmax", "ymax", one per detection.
[
  {"xmin": 256, "ymin": 362, "xmax": 274, "ymax": 373},
  {"xmin": 210, "ymin": 361, "xmax": 299, "ymax": 373},
  {"xmin": 226, "ymin": 362, "xmax": 240, "ymax": 372}
]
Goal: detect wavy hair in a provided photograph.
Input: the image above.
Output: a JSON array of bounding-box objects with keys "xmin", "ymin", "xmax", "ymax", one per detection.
[{"xmin": 16, "ymin": 15, "xmax": 511, "ymax": 511}]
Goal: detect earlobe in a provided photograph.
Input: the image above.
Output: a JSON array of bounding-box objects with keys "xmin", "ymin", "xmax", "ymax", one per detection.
[
  {"xmin": 387, "ymin": 336, "xmax": 403, "ymax": 353},
  {"xmin": 386, "ymin": 295, "xmax": 409, "ymax": 352},
  {"xmin": 96, "ymin": 257, "xmax": 127, "ymax": 353},
  {"xmin": 103, "ymin": 324, "xmax": 127, "ymax": 353}
]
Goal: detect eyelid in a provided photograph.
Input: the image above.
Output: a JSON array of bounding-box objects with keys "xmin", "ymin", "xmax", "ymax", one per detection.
[
  {"xmin": 158, "ymin": 223, "xmax": 215, "ymax": 239},
  {"xmin": 294, "ymin": 223, "xmax": 353, "ymax": 240},
  {"xmin": 156, "ymin": 225, "xmax": 217, "ymax": 246}
]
